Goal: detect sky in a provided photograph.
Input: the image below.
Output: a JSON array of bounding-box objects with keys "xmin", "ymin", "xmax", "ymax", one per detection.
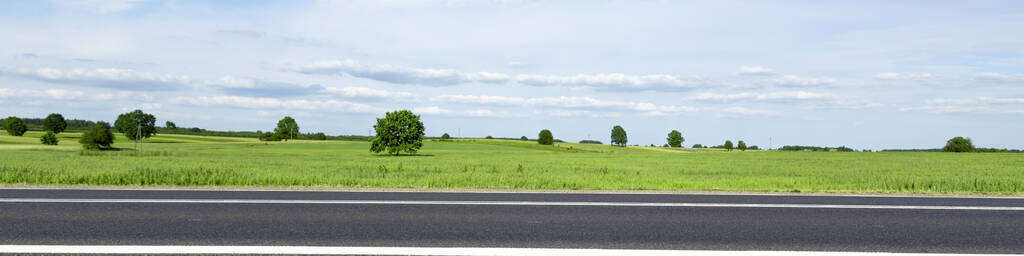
[{"xmin": 1, "ymin": 0, "xmax": 1022, "ymax": 150}]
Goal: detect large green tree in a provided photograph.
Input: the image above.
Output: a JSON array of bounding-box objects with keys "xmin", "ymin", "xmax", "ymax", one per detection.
[
  {"xmin": 79, "ymin": 121, "xmax": 114, "ymax": 150},
  {"xmin": 610, "ymin": 125, "xmax": 628, "ymax": 147},
  {"xmin": 370, "ymin": 110, "xmax": 425, "ymax": 155},
  {"xmin": 537, "ymin": 129, "xmax": 553, "ymax": 145},
  {"xmin": 666, "ymin": 130, "xmax": 684, "ymax": 148},
  {"xmin": 2, "ymin": 116, "xmax": 27, "ymax": 136},
  {"xmin": 115, "ymin": 109, "xmax": 157, "ymax": 142},
  {"xmin": 724, "ymin": 140, "xmax": 734, "ymax": 151},
  {"xmin": 43, "ymin": 113, "xmax": 68, "ymax": 134},
  {"xmin": 274, "ymin": 116, "xmax": 300, "ymax": 141},
  {"xmin": 943, "ymin": 137, "xmax": 975, "ymax": 152},
  {"xmin": 738, "ymin": 140, "xmax": 747, "ymax": 151},
  {"xmin": 165, "ymin": 121, "xmax": 177, "ymax": 129}
]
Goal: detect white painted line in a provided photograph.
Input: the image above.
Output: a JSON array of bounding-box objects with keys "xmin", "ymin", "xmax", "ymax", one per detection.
[
  {"xmin": 1, "ymin": 198, "xmax": 1023, "ymax": 211},
  {"xmin": 0, "ymin": 245, "xmax": 1002, "ymax": 255}
]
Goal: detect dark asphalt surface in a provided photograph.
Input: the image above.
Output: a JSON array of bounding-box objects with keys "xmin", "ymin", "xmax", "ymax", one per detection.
[{"xmin": 2, "ymin": 189, "xmax": 1024, "ymax": 253}]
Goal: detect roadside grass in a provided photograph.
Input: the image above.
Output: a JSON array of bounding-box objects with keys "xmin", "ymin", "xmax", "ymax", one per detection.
[{"xmin": 0, "ymin": 133, "xmax": 1022, "ymax": 194}]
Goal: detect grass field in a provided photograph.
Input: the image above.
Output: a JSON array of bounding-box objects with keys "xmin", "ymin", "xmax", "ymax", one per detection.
[{"xmin": 1, "ymin": 131, "xmax": 1022, "ymax": 194}]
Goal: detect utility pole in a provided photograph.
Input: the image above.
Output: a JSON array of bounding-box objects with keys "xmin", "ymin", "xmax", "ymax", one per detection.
[
  {"xmin": 769, "ymin": 137, "xmax": 772, "ymax": 151},
  {"xmin": 136, "ymin": 123, "xmax": 142, "ymax": 152}
]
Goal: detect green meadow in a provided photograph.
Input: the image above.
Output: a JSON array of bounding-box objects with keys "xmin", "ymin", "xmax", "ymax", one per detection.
[{"xmin": 1, "ymin": 131, "xmax": 1023, "ymax": 194}]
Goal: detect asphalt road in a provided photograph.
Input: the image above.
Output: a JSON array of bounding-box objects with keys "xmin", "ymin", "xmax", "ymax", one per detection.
[{"xmin": 2, "ymin": 189, "xmax": 1023, "ymax": 254}]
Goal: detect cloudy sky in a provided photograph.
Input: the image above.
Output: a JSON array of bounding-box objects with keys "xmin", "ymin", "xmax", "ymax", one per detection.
[{"xmin": 1, "ymin": 0, "xmax": 1022, "ymax": 149}]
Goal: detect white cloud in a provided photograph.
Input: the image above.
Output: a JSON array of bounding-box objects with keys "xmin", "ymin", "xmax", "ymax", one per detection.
[
  {"xmin": 0, "ymin": 88, "xmax": 85, "ymax": 100},
  {"xmin": 516, "ymin": 73, "xmax": 708, "ymax": 90},
  {"xmin": 924, "ymin": 97, "xmax": 1024, "ymax": 105},
  {"xmin": 203, "ymin": 76, "xmax": 255, "ymax": 88},
  {"xmin": 975, "ymin": 72, "xmax": 1024, "ymax": 83},
  {"xmin": 719, "ymin": 106, "xmax": 781, "ymax": 117},
  {"xmin": 433, "ymin": 94, "xmax": 701, "ymax": 116},
  {"xmin": 739, "ymin": 66, "xmax": 775, "ymax": 76},
  {"xmin": 322, "ymin": 86, "xmax": 416, "ymax": 101},
  {"xmin": 772, "ymin": 75, "xmax": 835, "ymax": 87},
  {"xmin": 432, "ymin": 94, "xmax": 526, "ymax": 105},
  {"xmin": 413, "ymin": 106, "xmax": 517, "ymax": 118},
  {"xmin": 874, "ymin": 72, "xmax": 934, "ymax": 81},
  {"xmin": 689, "ymin": 91, "xmax": 834, "ymax": 101},
  {"xmin": 169, "ymin": 96, "xmax": 378, "ymax": 112},
  {"xmin": 901, "ymin": 96, "xmax": 1024, "ymax": 114},
  {"xmin": 412, "ymin": 106, "xmax": 450, "ymax": 115},
  {"xmin": 295, "ymin": 59, "xmax": 510, "ymax": 86},
  {"xmin": 5, "ymin": 67, "xmax": 192, "ymax": 90},
  {"xmin": 51, "ymin": 0, "xmax": 141, "ymax": 13}
]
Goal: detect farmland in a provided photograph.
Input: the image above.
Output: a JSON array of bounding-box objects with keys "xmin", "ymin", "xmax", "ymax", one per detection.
[{"xmin": 1, "ymin": 131, "xmax": 1022, "ymax": 194}]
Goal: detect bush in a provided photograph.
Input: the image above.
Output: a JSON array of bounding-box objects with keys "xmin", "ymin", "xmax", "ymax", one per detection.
[
  {"xmin": 371, "ymin": 110, "xmax": 425, "ymax": 155},
  {"xmin": 257, "ymin": 131, "xmax": 279, "ymax": 141},
  {"xmin": 579, "ymin": 140, "xmax": 602, "ymax": 144},
  {"xmin": 692, "ymin": 144, "xmax": 703, "ymax": 148},
  {"xmin": 2, "ymin": 116, "xmax": 28, "ymax": 136},
  {"xmin": 79, "ymin": 121, "xmax": 114, "ymax": 150},
  {"xmin": 538, "ymin": 129, "xmax": 553, "ymax": 145},
  {"xmin": 943, "ymin": 137, "xmax": 975, "ymax": 152},
  {"xmin": 40, "ymin": 131, "xmax": 59, "ymax": 145}
]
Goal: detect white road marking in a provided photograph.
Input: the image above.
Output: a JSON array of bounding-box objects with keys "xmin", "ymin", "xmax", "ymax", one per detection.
[
  {"xmin": 0, "ymin": 245, "xmax": 1003, "ymax": 255},
  {"xmin": 1, "ymin": 198, "xmax": 1023, "ymax": 211}
]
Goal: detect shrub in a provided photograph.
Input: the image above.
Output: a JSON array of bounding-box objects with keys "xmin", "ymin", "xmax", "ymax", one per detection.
[
  {"xmin": 79, "ymin": 121, "xmax": 114, "ymax": 150},
  {"xmin": 943, "ymin": 137, "xmax": 975, "ymax": 152},
  {"xmin": 692, "ymin": 144, "xmax": 703, "ymax": 148},
  {"xmin": 538, "ymin": 129, "xmax": 553, "ymax": 145},
  {"xmin": 40, "ymin": 131, "xmax": 59, "ymax": 145},
  {"xmin": 579, "ymin": 140, "xmax": 602, "ymax": 144},
  {"xmin": 371, "ymin": 110, "xmax": 425, "ymax": 155},
  {"xmin": 2, "ymin": 116, "xmax": 28, "ymax": 136}
]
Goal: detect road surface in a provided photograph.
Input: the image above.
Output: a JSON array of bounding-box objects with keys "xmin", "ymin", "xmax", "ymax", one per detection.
[{"xmin": 1, "ymin": 189, "xmax": 1023, "ymax": 254}]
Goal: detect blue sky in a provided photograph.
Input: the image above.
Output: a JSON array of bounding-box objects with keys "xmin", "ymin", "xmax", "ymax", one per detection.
[{"xmin": 1, "ymin": 0, "xmax": 1022, "ymax": 150}]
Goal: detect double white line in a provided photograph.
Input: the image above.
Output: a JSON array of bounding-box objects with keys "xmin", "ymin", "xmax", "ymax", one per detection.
[{"xmin": 2, "ymin": 198, "xmax": 1024, "ymax": 211}]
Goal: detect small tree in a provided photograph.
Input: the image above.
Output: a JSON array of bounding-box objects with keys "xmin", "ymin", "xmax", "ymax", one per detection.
[
  {"xmin": 311, "ymin": 132, "xmax": 327, "ymax": 140},
  {"xmin": 724, "ymin": 140, "xmax": 734, "ymax": 151},
  {"xmin": 538, "ymin": 129, "xmax": 553, "ymax": 145},
  {"xmin": 610, "ymin": 125, "xmax": 628, "ymax": 147},
  {"xmin": 441, "ymin": 133, "xmax": 451, "ymax": 140},
  {"xmin": 943, "ymin": 137, "xmax": 975, "ymax": 152},
  {"xmin": 43, "ymin": 113, "xmax": 68, "ymax": 134},
  {"xmin": 692, "ymin": 144, "xmax": 703, "ymax": 148},
  {"xmin": 274, "ymin": 116, "xmax": 300, "ymax": 141},
  {"xmin": 667, "ymin": 130, "xmax": 684, "ymax": 148},
  {"xmin": 257, "ymin": 131, "xmax": 278, "ymax": 141},
  {"xmin": 165, "ymin": 121, "xmax": 177, "ymax": 129},
  {"xmin": 485, "ymin": 135, "xmax": 494, "ymax": 139},
  {"xmin": 520, "ymin": 136, "xmax": 528, "ymax": 141},
  {"xmin": 738, "ymin": 140, "xmax": 747, "ymax": 151},
  {"xmin": 2, "ymin": 116, "xmax": 28, "ymax": 136},
  {"xmin": 79, "ymin": 121, "xmax": 114, "ymax": 150},
  {"xmin": 371, "ymin": 110, "xmax": 425, "ymax": 155},
  {"xmin": 40, "ymin": 131, "xmax": 59, "ymax": 145},
  {"xmin": 115, "ymin": 109, "xmax": 157, "ymax": 147}
]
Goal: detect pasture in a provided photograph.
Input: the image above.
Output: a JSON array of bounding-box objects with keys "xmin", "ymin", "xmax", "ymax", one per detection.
[{"xmin": 1, "ymin": 132, "xmax": 1022, "ymax": 194}]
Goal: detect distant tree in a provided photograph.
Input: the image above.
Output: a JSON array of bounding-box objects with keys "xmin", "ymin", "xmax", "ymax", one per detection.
[
  {"xmin": 749, "ymin": 145, "xmax": 760, "ymax": 150},
  {"xmin": 79, "ymin": 121, "xmax": 114, "ymax": 150},
  {"xmin": 40, "ymin": 131, "xmax": 59, "ymax": 145},
  {"xmin": 943, "ymin": 137, "xmax": 975, "ymax": 152},
  {"xmin": 165, "ymin": 121, "xmax": 177, "ymax": 129},
  {"xmin": 486, "ymin": 135, "xmax": 494, "ymax": 139},
  {"xmin": 667, "ymin": 130, "xmax": 684, "ymax": 148},
  {"xmin": 692, "ymin": 144, "xmax": 703, "ymax": 148},
  {"xmin": 43, "ymin": 113, "xmax": 67, "ymax": 134},
  {"xmin": 724, "ymin": 140, "xmax": 734, "ymax": 151},
  {"xmin": 579, "ymin": 140, "xmax": 603, "ymax": 144},
  {"xmin": 538, "ymin": 129, "xmax": 553, "ymax": 145},
  {"xmin": 257, "ymin": 131, "xmax": 278, "ymax": 141},
  {"xmin": 2, "ymin": 116, "xmax": 27, "ymax": 136},
  {"xmin": 371, "ymin": 110, "xmax": 425, "ymax": 155},
  {"xmin": 115, "ymin": 109, "xmax": 157, "ymax": 142},
  {"xmin": 738, "ymin": 140, "xmax": 747, "ymax": 151},
  {"xmin": 610, "ymin": 125, "xmax": 628, "ymax": 147},
  {"xmin": 311, "ymin": 132, "xmax": 327, "ymax": 140},
  {"xmin": 441, "ymin": 133, "xmax": 451, "ymax": 140},
  {"xmin": 520, "ymin": 136, "xmax": 528, "ymax": 141},
  {"xmin": 273, "ymin": 116, "xmax": 300, "ymax": 141}
]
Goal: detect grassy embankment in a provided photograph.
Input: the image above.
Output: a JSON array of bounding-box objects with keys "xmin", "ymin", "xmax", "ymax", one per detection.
[{"xmin": 1, "ymin": 131, "xmax": 1022, "ymax": 194}]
